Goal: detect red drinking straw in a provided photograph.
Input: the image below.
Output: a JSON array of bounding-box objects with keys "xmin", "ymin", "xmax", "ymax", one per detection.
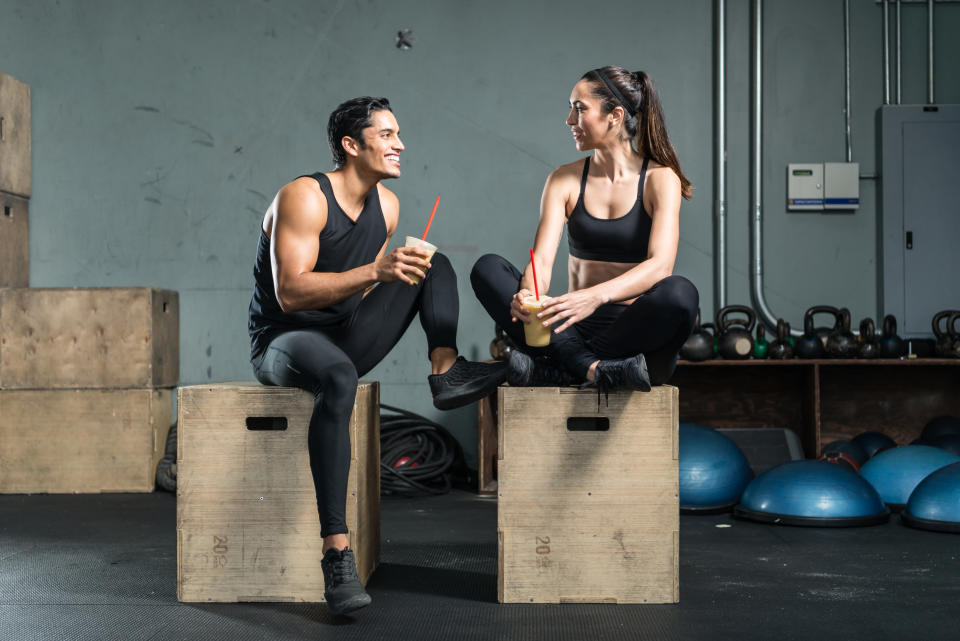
[
  {"xmin": 529, "ymin": 249, "xmax": 539, "ymax": 301},
  {"xmin": 421, "ymin": 196, "xmax": 440, "ymax": 241}
]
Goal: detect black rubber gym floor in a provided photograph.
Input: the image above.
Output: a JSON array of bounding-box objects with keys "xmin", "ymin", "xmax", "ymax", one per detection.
[{"xmin": 1, "ymin": 489, "xmax": 958, "ymax": 641}]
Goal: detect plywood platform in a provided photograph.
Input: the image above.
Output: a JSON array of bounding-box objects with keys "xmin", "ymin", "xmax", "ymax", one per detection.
[
  {"xmin": 497, "ymin": 385, "xmax": 679, "ymax": 604},
  {"xmin": 176, "ymin": 381, "xmax": 380, "ymax": 603}
]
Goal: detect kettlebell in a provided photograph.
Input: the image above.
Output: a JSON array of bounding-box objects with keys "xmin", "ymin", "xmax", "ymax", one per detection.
[
  {"xmin": 702, "ymin": 322, "xmax": 720, "ymax": 356},
  {"xmin": 768, "ymin": 319, "xmax": 794, "ymax": 360},
  {"xmin": 796, "ymin": 306, "xmax": 837, "ymax": 359},
  {"xmin": 716, "ymin": 305, "xmax": 756, "ymax": 360},
  {"xmin": 753, "ymin": 324, "xmax": 769, "ymax": 358},
  {"xmin": 680, "ymin": 311, "xmax": 715, "ymax": 362},
  {"xmin": 489, "ymin": 324, "xmax": 515, "ymax": 361},
  {"xmin": 858, "ymin": 318, "xmax": 880, "ymax": 359},
  {"xmin": 826, "ymin": 308, "xmax": 857, "ymax": 358},
  {"xmin": 949, "ymin": 312, "xmax": 960, "ymax": 358},
  {"xmin": 879, "ymin": 314, "xmax": 907, "ymax": 358},
  {"xmin": 932, "ymin": 310, "xmax": 959, "ymax": 357}
]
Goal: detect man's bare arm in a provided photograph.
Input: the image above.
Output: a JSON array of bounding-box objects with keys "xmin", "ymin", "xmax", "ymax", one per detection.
[{"xmin": 271, "ymin": 179, "xmax": 431, "ymax": 312}]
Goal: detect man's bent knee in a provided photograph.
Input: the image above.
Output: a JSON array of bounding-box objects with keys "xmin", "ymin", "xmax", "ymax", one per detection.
[{"xmin": 312, "ymin": 360, "xmax": 359, "ymax": 407}]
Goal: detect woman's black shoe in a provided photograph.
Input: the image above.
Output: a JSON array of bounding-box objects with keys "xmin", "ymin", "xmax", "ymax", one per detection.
[{"xmin": 507, "ymin": 351, "xmax": 575, "ymax": 387}]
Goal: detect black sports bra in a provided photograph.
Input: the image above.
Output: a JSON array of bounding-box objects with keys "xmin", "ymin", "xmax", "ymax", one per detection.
[{"xmin": 567, "ymin": 155, "xmax": 651, "ymax": 263}]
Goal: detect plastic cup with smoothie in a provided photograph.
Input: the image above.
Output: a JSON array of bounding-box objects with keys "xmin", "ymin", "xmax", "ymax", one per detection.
[
  {"xmin": 404, "ymin": 236, "xmax": 437, "ymax": 285},
  {"xmin": 522, "ymin": 295, "xmax": 553, "ymax": 347}
]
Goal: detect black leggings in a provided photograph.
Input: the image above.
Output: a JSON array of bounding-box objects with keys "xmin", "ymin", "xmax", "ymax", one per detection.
[
  {"xmin": 252, "ymin": 253, "xmax": 459, "ymax": 537},
  {"xmin": 470, "ymin": 254, "xmax": 698, "ymax": 385}
]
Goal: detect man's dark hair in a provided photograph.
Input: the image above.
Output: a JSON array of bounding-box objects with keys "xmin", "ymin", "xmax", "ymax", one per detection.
[{"xmin": 327, "ymin": 97, "xmax": 393, "ymax": 168}]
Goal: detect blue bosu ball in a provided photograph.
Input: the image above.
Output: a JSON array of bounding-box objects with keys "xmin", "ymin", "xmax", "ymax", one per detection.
[
  {"xmin": 928, "ymin": 434, "xmax": 960, "ymax": 457},
  {"xmin": 733, "ymin": 460, "xmax": 889, "ymax": 527},
  {"xmin": 819, "ymin": 438, "xmax": 869, "ymax": 471},
  {"xmin": 679, "ymin": 423, "xmax": 752, "ymax": 513},
  {"xmin": 902, "ymin": 462, "xmax": 960, "ymax": 533},
  {"xmin": 859, "ymin": 445, "xmax": 960, "ymax": 511},
  {"xmin": 851, "ymin": 431, "xmax": 897, "ymax": 459},
  {"xmin": 921, "ymin": 415, "xmax": 960, "ymax": 442},
  {"xmin": 821, "ymin": 438, "xmax": 868, "ymax": 463}
]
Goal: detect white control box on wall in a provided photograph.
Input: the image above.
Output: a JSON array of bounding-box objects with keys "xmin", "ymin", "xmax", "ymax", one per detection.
[
  {"xmin": 787, "ymin": 163, "xmax": 823, "ymax": 210},
  {"xmin": 788, "ymin": 162, "xmax": 859, "ymax": 212},
  {"xmin": 824, "ymin": 162, "xmax": 860, "ymax": 210}
]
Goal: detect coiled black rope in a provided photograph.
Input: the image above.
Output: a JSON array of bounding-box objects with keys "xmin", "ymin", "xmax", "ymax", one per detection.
[
  {"xmin": 154, "ymin": 406, "xmax": 464, "ymax": 497},
  {"xmin": 380, "ymin": 404, "xmax": 463, "ymax": 496}
]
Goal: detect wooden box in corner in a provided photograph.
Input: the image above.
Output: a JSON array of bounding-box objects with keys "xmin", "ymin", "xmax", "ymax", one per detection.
[
  {"xmin": 0, "ymin": 288, "xmax": 178, "ymax": 389},
  {"xmin": 0, "ymin": 71, "xmax": 31, "ymax": 198},
  {"xmin": 0, "ymin": 192, "xmax": 29, "ymax": 288},
  {"xmin": 0, "ymin": 388, "xmax": 171, "ymax": 493}
]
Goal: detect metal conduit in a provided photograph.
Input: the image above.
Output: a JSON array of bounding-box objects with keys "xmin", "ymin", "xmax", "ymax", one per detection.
[
  {"xmin": 883, "ymin": 0, "xmax": 890, "ymax": 104},
  {"xmin": 844, "ymin": 0, "xmax": 852, "ymax": 162},
  {"xmin": 749, "ymin": 0, "xmax": 784, "ymax": 334},
  {"xmin": 714, "ymin": 0, "xmax": 727, "ymax": 314},
  {"xmin": 896, "ymin": 0, "xmax": 902, "ymax": 103},
  {"xmin": 928, "ymin": 0, "xmax": 935, "ymax": 103}
]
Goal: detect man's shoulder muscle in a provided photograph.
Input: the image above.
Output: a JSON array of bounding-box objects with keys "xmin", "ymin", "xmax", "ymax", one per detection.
[{"xmin": 276, "ymin": 176, "xmax": 328, "ymax": 233}]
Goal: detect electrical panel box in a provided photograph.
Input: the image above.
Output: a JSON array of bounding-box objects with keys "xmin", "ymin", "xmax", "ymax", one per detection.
[
  {"xmin": 880, "ymin": 104, "xmax": 960, "ymax": 339},
  {"xmin": 787, "ymin": 163, "xmax": 823, "ymax": 210},
  {"xmin": 824, "ymin": 162, "xmax": 860, "ymax": 210}
]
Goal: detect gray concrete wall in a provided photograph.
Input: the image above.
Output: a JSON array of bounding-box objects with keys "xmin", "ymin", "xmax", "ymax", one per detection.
[{"xmin": 2, "ymin": 0, "xmax": 958, "ymax": 464}]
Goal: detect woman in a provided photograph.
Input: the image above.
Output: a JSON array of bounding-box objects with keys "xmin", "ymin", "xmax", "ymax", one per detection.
[{"xmin": 471, "ymin": 66, "xmax": 699, "ymax": 392}]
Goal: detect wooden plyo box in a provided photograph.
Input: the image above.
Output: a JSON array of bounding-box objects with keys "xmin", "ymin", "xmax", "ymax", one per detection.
[
  {"xmin": 1, "ymin": 192, "xmax": 28, "ymax": 288},
  {"xmin": 177, "ymin": 381, "xmax": 380, "ymax": 603},
  {"xmin": 0, "ymin": 71, "xmax": 31, "ymax": 198},
  {"xmin": 0, "ymin": 388, "xmax": 172, "ymax": 493},
  {"xmin": 497, "ymin": 385, "xmax": 679, "ymax": 604},
  {"xmin": 0, "ymin": 288, "xmax": 179, "ymax": 389}
]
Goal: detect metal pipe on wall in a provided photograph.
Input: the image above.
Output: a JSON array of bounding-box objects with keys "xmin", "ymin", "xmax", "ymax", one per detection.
[
  {"xmin": 928, "ymin": 0, "xmax": 935, "ymax": 103},
  {"xmin": 883, "ymin": 0, "xmax": 890, "ymax": 104},
  {"xmin": 896, "ymin": 0, "xmax": 902, "ymax": 103},
  {"xmin": 714, "ymin": 0, "xmax": 727, "ymax": 313},
  {"xmin": 844, "ymin": 0, "xmax": 852, "ymax": 162},
  {"xmin": 749, "ymin": 0, "xmax": 785, "ymax": 334}
]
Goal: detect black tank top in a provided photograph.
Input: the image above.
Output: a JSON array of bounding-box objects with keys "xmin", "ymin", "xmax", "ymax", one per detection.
[
  {"xmin": 567, "ymin": 156, "xmax": 651, "ymax": 263},
  {"xmin": 248, "ymin": 172, "xmax": 387, "ymax": 358}
]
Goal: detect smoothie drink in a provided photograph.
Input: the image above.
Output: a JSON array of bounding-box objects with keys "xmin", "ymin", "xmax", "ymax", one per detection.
[
  {"xmin": 522, "ymin": 295, "xmax": 553, "ymax": 347},
  {"xmin": 404, "ymin": 236, "xmax": 437, "ymax": 285}
]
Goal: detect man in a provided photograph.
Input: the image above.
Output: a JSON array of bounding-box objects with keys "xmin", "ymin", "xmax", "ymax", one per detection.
[{"xmin": 248, "ymin": 96, "xmax": 505, "ymax": 615}]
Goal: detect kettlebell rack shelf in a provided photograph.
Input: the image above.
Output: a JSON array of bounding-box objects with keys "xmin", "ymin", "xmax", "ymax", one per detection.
[{"xmin": 672, "ymin": 358, "xmax": 960, "ymax": 459}]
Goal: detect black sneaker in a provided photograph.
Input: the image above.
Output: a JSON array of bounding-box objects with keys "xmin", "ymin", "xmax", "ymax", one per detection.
[
  {"xmin": 321, "ymin": 548, "xmax": 371, "ymax": 615},
  {"xmin": 580, "ymin": 354, "xmax": 651, "ymax": 408},
  {"xmin": 507, "ymin": 350, "xmax": 576, "ymax": 387},
  {"xmin": 428, "ymin": 357, "xmax": 508, "ymax": 410}
]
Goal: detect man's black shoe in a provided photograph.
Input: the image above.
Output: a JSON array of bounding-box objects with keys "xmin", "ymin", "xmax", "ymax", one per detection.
[
  {"xmin": 428, "ymin": 357, "xmax": 507, "ymax": 410},
  {"xmin": 507, "ymin": 350, "xmax": 575, "ymax": 387},
  {"xmin": 321, "ymin": 547, "xmax": 371, "ymax": 615}
]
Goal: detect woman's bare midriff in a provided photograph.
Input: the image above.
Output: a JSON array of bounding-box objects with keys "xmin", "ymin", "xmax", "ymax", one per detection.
[{"xmin": 568, "ymin": 255, "xmax": 640, "ymax": 305}]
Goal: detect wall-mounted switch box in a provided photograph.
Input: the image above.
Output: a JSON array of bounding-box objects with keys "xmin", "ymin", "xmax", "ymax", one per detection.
[
  {"xmin": 787, "ymin": 163, "xmax": 823, "ymax": 211},
  {"xmin": 824, "ymin": 162, "xmax": 859, "ymax": 210}
]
